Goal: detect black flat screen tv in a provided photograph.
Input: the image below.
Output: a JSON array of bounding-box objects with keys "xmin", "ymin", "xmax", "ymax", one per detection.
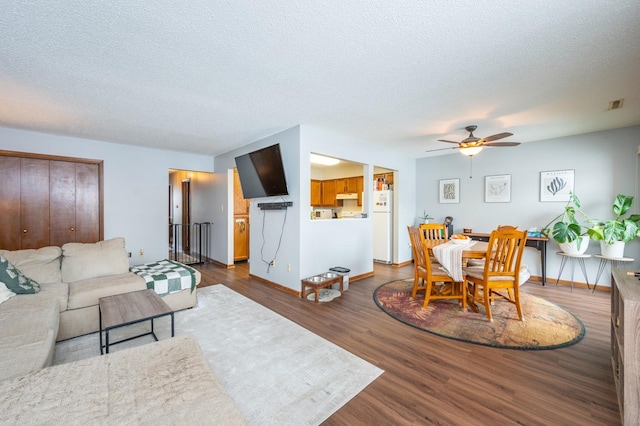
[{"xmin": 234, "ymin": 143, "xmax": 289, "ymax": 199}]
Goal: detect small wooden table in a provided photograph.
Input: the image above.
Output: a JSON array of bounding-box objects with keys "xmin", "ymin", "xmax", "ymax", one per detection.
[
  {"xmin": 99, "ymin": 289, "xmax": 174, "ymax": 354},
  {"xmin": 301, "ymin": 273, "xmax": 344, "ymax": 303}
]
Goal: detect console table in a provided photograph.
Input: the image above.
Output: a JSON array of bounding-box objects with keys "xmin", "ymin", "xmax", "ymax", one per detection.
[{"xmin": 462, "ymin": 232, "xmax": 549, "ymax": 285}]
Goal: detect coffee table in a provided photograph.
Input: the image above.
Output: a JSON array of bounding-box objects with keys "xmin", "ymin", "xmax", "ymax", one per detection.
[{"xmin": 99, "ymin": 289, "xmax": 174, "ymax": 354}]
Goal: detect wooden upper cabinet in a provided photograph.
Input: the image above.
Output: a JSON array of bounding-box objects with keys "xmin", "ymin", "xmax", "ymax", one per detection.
[
  {"xmin": 233, "ymin": 169, "xmax": 250, "ymax": 215},
  {"xmin": 374, "ymin": 172, "xmax": 394, "ymax": 186},
  {"xmin": 334, "ymin": 177, "xmax": 358, "ymax": 194},
  {"xmin": 310, "ymin": 180, "xmax": 322, "ymax": 206},
  {"xmin": 0, "ymin": 151, "xmax": 103, "ymax": 251},
  {"xmin": 321, "ymin": 180, "xmax": 337, "ymax": 206}
]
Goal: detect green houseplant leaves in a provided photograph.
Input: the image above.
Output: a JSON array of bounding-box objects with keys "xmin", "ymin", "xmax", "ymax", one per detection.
[{"xmin": 588, "ymin": 194, "xmax": 640, "ymax": 244}]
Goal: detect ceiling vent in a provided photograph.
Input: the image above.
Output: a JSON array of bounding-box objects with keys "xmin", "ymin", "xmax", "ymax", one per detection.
[{"xmin": 609, "ymin": 99, "xmax": 624, "ymax": 110}]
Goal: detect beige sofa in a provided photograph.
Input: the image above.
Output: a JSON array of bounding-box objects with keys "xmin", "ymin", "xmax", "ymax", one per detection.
[
  {"xmin": 0, "ymin": 334, "xmax": 246, "ymax": 424},
  {"xmin": 0, "ymin": 237, "xmax": 200, "ymax": 381}
]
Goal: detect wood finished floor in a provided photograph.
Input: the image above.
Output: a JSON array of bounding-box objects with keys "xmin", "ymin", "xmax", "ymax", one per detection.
[{"xmin": 193, "ymin": 261, "xmax": 620, "ymax": 425}]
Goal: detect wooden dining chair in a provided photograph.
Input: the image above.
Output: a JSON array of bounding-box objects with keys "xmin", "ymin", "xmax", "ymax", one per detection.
[
  {"xmin": 407, "ymin": 226, "xmax": 465, "ymax": 310},
  {"xmin": 419, "ymin": 223, "xmax": 448, "ymax": 265},
  {"xmin": 464, "ymin": 227, "xmax": 528, "ymax": 322}
]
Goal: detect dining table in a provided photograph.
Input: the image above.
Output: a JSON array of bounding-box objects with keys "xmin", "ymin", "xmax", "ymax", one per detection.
[
  {"xmin": 430, "ymin": 239, "xmax": 489, "ymax": 312},
  {"xmin": 430, "ymin": 240, "xmax": 488, "ymax": 280}
]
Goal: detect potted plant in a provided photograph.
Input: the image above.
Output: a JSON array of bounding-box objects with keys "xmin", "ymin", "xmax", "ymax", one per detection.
[
  {"xmin": 587, "ymin": 194, "xmax": 640, "ymax": 258},
  {"xmin": 541, "ymin": 192, "xmax": 591, "ymax": 255},
  {"xmin": 416, "ymin": 210, "xmax": 433, "ymax": 226}
]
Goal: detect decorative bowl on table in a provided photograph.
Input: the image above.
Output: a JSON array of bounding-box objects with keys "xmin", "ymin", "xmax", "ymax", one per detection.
[{"xmin": 450, "ymin": 234, "xmax": 472, "ymax": 245}]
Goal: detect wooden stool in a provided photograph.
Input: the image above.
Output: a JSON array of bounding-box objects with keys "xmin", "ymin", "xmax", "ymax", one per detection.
[
  {"xmin": 593, "ymin": 254, "xmax": 634, "ymax": 292},
  {"xmin": 301, "ymin": 273, "xmax": 343, "ymax": 303},
  {"xmin": 556, "ymin": 252, "xmax": 591, "ymax": 292}
]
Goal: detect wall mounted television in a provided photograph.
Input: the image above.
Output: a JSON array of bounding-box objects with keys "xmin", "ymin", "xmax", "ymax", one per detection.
[{"xmin": 234, "ymin": 143, "xmax": 289, "ymax": 199}]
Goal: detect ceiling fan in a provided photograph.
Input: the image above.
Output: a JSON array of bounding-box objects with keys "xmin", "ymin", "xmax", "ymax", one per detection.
[{"xmin": 427, "ymin": 125, "xmax": 520, "ymax": 157}]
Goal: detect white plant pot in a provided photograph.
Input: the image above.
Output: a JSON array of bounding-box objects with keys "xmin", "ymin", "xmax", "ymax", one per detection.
[
  {"xmin": 558, "ymin": 236, "xmax": 590, "ymax": 255},
  {"xmin": 600, "ymin": 240, "xmax": 626, "ymax": 258}
]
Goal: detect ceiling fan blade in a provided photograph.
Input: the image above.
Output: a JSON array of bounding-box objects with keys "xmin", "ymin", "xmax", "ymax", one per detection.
[
  {"xmin": 437, "ymin": 139, "xmax": 462, "ymax": 144},
  {"xmin": 426, "ymin": 146, "xmax": 460, "ymax": 153},
  {"xmin": 481, "ymin": 132, "xmax": 513, "ymax": 142},
  {"xmin": 483, "ymin": 142, "xmax": 521, "ymax": 147}
]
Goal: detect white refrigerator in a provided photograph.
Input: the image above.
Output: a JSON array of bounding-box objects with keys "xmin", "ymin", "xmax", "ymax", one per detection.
[{"xmin": 373, "ymin": 190, "xmax": 393, "ymax": 263}]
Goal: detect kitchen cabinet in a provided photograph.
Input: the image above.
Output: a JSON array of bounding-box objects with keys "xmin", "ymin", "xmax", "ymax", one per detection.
[
  {"xmin": 374, "ymin": 172, "xmax": 394, "ymax": 186},
  {"xmin": 233, "ymin": 217, "xmax": 249, "ymax": 261},
  {"xmin": 0, "ymin": 152, "xmax": 102, "ymax": 251},
  {"xmin": 357, "ymin": 176, "xmax": 364, "ymax": 206},
  {"xmin": 611, "ymin": 268, "xmax": 640, "ymax": 425},
  {"xmin": 233, "ymin": 169, "xmax": 250, "ymax": 214},
  {"xmin": 310, "ymin": 179, "xmax": 322, "ymax": 206},
  {"xmin": 233, "ymin": 168, "xmax": 250, "ymax": 261},
  {"xmin": 335, "ymin": 177, "xmax": 358, "ymax": 194},
  {"xmin": 321, "ymin": 180, "xmax": 337, "ymax": 206}
]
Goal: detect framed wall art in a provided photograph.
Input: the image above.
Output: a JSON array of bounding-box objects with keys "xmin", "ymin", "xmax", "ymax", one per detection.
[
  {"xmin": 540, "ymin": 169, "xmax": 574, "ymax": 202},
  {"xmin": 439, "ymin": 178, "xmax": 459, "ymax": 204},
  {"xmin": 485, "ymin": 174, "xmax": 511, "ymax": 203}
]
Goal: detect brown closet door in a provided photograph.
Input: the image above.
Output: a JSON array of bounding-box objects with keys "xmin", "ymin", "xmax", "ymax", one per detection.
[
  {"xmin": 21, "ymin": 158, "xmax": 50, "ymax": 249},
  {"xmin": 0, "ymin": 157, "xmax": 22, "ymax": 250},
  {"xmin": 75, "ymin": 162, "xmax": 100, "ymax": 243},
  {"xmin": 49, "ymin": 160, "xmax": 76, "ymax": 247}
]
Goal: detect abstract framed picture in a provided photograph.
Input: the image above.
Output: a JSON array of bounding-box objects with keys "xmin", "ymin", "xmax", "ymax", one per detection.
[
  {"xmin": 540, "ymin": 169, "xmax": 574, "ymax": 202},
  {"xmin": 485, "ymin": 174, "xmax": 511, "ymax": 203},
  {"xmin": 439, "ymin": 178, "xmax": 460, "ymax": 204}
]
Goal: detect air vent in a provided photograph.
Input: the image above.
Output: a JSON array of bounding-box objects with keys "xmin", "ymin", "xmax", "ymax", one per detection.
[{"xmin": 609, "ymin": 99, "xmax": 624, "ymax": 110}]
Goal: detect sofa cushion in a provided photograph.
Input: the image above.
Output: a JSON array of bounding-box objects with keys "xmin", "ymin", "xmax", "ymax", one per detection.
[
  {"xmin": 0, "ymin": 246, "xmax": 62, "ymax": 284},
  {"xmin": 0, "ymin": 253, "xmax": 40, "ymax": 294},
  {"xmin": 0, "ymin": 298, "xmax": 59, "ymax": 381},
  {"xmin": 0, "ymin": 335, "xmax": 246, "ymax": 424},
  {"xmin": 0, "ymin": 283, "xmax": 16, "ymax": 305},
  {"xmin": 61, "ymin": 237, "xmax": 129, "ymax": 283},
  {"xmin": 67, "ymin": 272, "xmax": 146, "ymax": 310}
]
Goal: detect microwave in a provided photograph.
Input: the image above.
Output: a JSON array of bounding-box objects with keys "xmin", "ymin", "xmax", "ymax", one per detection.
[{"xmin": 314, "ymin": 209, "xmax": 333, "ymax": 219}]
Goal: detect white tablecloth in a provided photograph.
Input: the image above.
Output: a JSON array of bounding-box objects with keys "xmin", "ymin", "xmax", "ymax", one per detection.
[{"xmin": 432, "ymin": 241, "xmax": 477, "ymax": 281}]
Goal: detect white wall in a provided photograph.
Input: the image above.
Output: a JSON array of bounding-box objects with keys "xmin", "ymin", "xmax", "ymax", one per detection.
[
  {"xmin": 300, "ymin": 126, "xmax": 417, "ymax": 280},
  {"xmin": 0, "ymin": 127, "xmax": 214, "ymax": 264},
  {"xmin": 415, "ymin": 125, "xmax": 640, "ymax": 287},
  {"xmin": 213, "ymin": 125, "xmax": 417, "ymax": 292}
]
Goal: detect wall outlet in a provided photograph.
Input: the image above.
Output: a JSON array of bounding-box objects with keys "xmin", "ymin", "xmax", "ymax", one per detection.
[
  {"xmin": 270, "ymin": 260, "xmax": 275, "ymax": 268},
  {"xmin": 139, "ymin": 249, "xmax": 144, "ymax": 256},
  {"xmin": 287, "ymin": 263, "xmax": 291, "ymax": 272}
]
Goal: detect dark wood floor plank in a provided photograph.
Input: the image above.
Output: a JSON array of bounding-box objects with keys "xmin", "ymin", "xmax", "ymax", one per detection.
[{"xmin": 193, "ymin": 262, "xmax": 620, "ymax": 425}]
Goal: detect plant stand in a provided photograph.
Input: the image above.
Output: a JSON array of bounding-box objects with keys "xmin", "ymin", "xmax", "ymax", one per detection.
[{"xmin": 556, "ymin": 252, "xmax": 592, "ymax": 293}]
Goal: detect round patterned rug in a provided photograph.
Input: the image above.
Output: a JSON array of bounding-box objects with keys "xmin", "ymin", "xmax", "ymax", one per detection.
[{"xmin": 373, "ymin": 279, "xmax": 585, "ymax": 350}]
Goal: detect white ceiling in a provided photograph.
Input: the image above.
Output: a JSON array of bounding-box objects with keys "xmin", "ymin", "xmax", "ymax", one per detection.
[{"xmin": 1, "ymin": 1, "xmax": 638, "ymax": 158}]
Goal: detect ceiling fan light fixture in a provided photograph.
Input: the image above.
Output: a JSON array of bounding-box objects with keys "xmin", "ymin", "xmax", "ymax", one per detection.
[{"xmin": 460, "ymin": 146, "xmax": 483, "ymax": 156}]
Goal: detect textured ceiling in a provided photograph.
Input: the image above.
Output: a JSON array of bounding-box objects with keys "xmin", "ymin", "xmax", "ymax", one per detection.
[{"xmin": 0, "ymin": 1, "xmax": 639, "ymax": 157}]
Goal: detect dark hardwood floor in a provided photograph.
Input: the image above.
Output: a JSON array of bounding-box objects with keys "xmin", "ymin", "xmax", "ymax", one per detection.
[{"xmin": 193, "ymin": 261, "xmax": 620, "ymax": 425}]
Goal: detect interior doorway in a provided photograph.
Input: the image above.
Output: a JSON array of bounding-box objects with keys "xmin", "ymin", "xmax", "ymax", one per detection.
[{"xmin": 168, "ymin": 169, "xmax": 213, "ymax": 265}]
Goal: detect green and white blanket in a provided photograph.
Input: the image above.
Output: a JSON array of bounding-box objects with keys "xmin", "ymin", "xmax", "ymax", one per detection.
[{"xmin": 130, "ymin": 259, "xmax": 196, "ymax": 296}]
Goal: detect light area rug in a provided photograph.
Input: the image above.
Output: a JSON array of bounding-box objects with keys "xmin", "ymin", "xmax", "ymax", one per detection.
[{"xmin": 54, "ymin": 284, "xmax": 383, "ymax": 425}]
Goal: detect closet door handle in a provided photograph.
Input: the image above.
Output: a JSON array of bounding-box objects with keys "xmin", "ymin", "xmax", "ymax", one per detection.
[
  {"xmin": 70, "ymin": 227, "xmax": 75, "ymax": 231},
  {"xmin": 23, "ymin": 229, "xmax": 27, "ymax": 233}
]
